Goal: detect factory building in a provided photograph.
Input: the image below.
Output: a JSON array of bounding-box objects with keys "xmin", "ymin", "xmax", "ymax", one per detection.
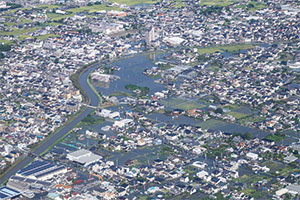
[
  {"xmin": 16, "ymin": 160, "xmax": 67, "ymax": 181},
  {"xmin": 0, "ymin": 186, "xmax": 20, "ymax": 200},
  {"xmin": 67, "ymin": 149, "xmax": 102, "ymax": 167}
]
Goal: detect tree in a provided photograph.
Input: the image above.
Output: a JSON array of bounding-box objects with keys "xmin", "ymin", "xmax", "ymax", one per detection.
[
  {"xmin": 215, "ymin": 108, "xmax": 224, "ymax": 114},
  {"xmin": 293, "ymin": 150, "xmax": 298, "ymax": 155},
  {"xmin": 242, "ymin": 132, "xmax": 253, "ymax": 140},
  {"xmin": 0, "ymin": 44, "xmax": 11, "ymax": 52}
]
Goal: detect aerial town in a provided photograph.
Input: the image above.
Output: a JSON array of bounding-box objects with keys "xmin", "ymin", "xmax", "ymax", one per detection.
[{"xmin": 0, "ymin": 0, "xmax": 300, "ymax": 199}]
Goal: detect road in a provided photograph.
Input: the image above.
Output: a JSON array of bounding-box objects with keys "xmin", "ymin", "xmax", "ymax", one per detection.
[{"xmin": 0, "ymin": 63, "xmax": 102, "ymax": 184}]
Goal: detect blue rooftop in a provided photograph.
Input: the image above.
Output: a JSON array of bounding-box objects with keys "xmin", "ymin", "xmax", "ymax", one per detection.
[{"xmin": 0, "ymin": 187, "xmax": 20, "ymax": 199}]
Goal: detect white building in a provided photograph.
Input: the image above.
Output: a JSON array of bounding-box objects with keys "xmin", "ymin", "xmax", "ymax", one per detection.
[
  {"xmin": 113, "ymin": 119, "xmax": 134, "ymax": 128},
  {"xmin": 67, "ymin": 149, "xmax": 102, "ymax": 167},
  {"xmin": 246, "ymin": 152, "xmax": 258, "ymax": 160},
  {"xmin": 145, "ymin": 27, "xmax": 157, "ymax": 46}
]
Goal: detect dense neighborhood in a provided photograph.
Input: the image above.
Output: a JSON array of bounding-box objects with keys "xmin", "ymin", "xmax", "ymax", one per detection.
[{"xmin": 1, "ymin": 0, "xmax": 300, "ymax": 199}]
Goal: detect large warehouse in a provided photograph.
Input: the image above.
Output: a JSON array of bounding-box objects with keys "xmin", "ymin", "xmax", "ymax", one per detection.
[
  {"xmin": 16, "ymin": 160, "xmax": 67, "ymax": 181},
  {"xmin": 0, "ymin": 186, "xmax": 20, "ymax": 200},
  {"xmin": 67, "ymin": 149, "xmax": 102, "ymax": 167}
]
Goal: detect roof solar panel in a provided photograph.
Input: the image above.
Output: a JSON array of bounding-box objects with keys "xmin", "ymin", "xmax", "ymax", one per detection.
[
  {"xmin": 18, "ymin": 161, "xmax": 48, "ymax": 174},
  {"xmin": 22, "ymin": 163, "xmax": 54, "ymax": 176},
  {"xmin": 36, "ymin": 166, "xmax": 66, "ymax": 178}
]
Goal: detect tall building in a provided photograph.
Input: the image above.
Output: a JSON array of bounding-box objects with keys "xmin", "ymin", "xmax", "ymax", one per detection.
[{"xmin": 145, "ymin": 27, "xmax": 157, "ymax": 46}]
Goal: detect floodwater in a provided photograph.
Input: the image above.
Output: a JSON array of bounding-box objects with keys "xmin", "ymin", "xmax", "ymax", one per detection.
[{"xmin": 93, "ymin": 54, "xmax": 271, "ymax": 139}]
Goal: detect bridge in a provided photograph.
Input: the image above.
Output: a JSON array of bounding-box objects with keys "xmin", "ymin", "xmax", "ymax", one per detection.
[{"xmin": 80, "ymin": 103, "xmax": 102, "ymax": 109}]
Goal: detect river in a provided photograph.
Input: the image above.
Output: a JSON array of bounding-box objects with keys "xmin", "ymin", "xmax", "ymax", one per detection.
[{"xmin": 0, "ymin": 63, "xmax": 101, "ymax": 185}]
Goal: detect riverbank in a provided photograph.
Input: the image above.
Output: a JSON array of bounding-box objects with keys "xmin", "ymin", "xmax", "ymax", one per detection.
[{"xmin": 0, "ymin": 59, "xmax": 103, "ymax": 185}]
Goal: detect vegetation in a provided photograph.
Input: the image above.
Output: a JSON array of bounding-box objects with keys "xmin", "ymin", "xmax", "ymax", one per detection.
[
  {"xmin": 157, "ymin": 63, "xmax": 174, "ymax": 70},
  {"xmin": 67, "ymin": 4, "xmax": 122, "ymax": 13},
  {"xmin": 110, "ymin": 91, "xmax": 131, "ymax": 97},
  {"xmin": 0, "ymin": 44, "xmax": 11, "ymax": 52},
  {"xmin": 36, "ymin": 34, "xmax": 60, "ymax": 40},
  {"xmin": 246, "ymin": 2, "xmax": 267, "ymax": 12},
  {"xmin": 46, "ymin": 13, "xmax": 74, "ymax": 21},
  {"xmin": 227, "ymin": 112, "xmax": 248, "ymax": 119},
  {"xmin": 265, "ymin": 132, "xmax": 285, "ymax": 142},
  {"xmin": 81, "ymin": 114, "xmax": 104, "ymax": 125},
  {"xmin": 200, "ymin": 6, "xmax": 223, "ymax": 15},
  {"xmin": 199, "ymin": 0, "xmax": 235, "ymax": 7},
  {"xmin": 0, "ymin": 27, "xmax": 38, "ymax": 36},
  {"xmin": 0, "ymin": 43, "xmax": 12, "ymax": 59},
  {"xmin": 125, "ymin": 84, "xmax": 149, "ymax": 96},
  {"xmin": 37, "ymin": 4, "xmax": 60, "ymax": 9},
  {"xmin": 172, "ymin": 0, "xmax": 184, "ymax": 8},
  {"xmin": 0, "ymin": 3, "xmax": 21, "ymax": 12},
  {"xmin": 0, "ymin": 40, "xmax": 14, "ymax": 45},
  {"xmin": 161, "ymin": 98, "xmax": 205, "ymax": 111},
  {"xmin": 70, "ymin": 61, "xmax": 98, "ymax": 103},
  {"xmin": 108, "ymin": 0, "xmax": 158, "ymax": 6},
  {"xmin": 159, "ymin": 145, "xmax": 175, "ymax": 157},
  {"xmin": 233, "ymin": 132, "xmax": 253, "ymax": 140},
  {"xmin": 198, "ymin": 44, "xmax": 254, "ymax": 55}
]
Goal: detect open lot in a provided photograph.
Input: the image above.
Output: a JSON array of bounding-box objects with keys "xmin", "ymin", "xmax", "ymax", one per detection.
[
  {"xmin": 198, "ymin": 44, "xmax": 254, "ymax": 55},
  {"xmin": 108, "ymin": 0, "xmax": 158, "ymax": 6},
  {"xmin": 0, "ymin": 28, "xmax": 37, "ymax": 36},
  {"xmin": 36, "ymin": 34, "xmax": 60, "ymax": 40},
  {"xmin": 0, "ymin": 40, "xmax": 14, "ymax": 45},
  {"xmin": 46, "ymin": 13, "xmax": 75, "ymax": 20},
  {"xmin": 197, "ymin": 119, "xmax": 228, "ymax": 129},
  {"xmin": 37, "ymin": 4, "xmax": 61, "ymax": 9},
  {"xmin": 227, "ymin": 112, "xmax": 248, "ymax": 119},
  {"xmin": 199, "ymin": 0, "xmax": 236, "ymax": 6},
  {"xmin": 161, "ymin": 98, "xmax": 206, "ymax": 111},
  {"xmin": 67, "ymin": 4, "xmax": 122, "ymax": 13}
]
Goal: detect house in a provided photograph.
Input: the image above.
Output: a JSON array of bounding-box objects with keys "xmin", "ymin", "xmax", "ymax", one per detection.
[
  {"xmin": 284, "ymin": 155, "xmax": 298, "ymax": 163},
  {"xmin": 246, "ymin": 152, "xmax": 258, "ymax": 160},
  {"xmin": 113, "ymin": 119, "xmax": 134, "ymax": 128}
]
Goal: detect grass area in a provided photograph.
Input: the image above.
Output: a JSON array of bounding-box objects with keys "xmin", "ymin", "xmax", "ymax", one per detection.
[
  {"xmin": 37, "ymin": 4, "xmax": 61, "ymax": 9},
  {"xmin": 3, "ymin": 22, "xmax": 17, "ymax": 27},
  {"xmin": 18, "ymin": 35, "xmax": 33, "ymax": 41},
  {"xmin": 247, "ymin": 2, "xmax": 266, "ymax": 12},
  {"xmin": 19, "ymin": 18, "xmax": 33, "ymax": 24},
  {"xmin": 235, "ymin": 174, "xmax": 270, "ymax": 185},
  {"xmin": 265, "ymin": 133, "xmax": 285, "ymax": 142},
  {"xmin": 262, "ymin": 160, "xmax": 281, "ymax": 170},
  {"xmin": 240, "ymin": 115, "xmax": 266, "ymax": 123},
  {"xmin": 222, "ymin": 104, "xmax": 240, "ymax": 110},
  {"xmin": 36, "ymin": 34, "xmax": 60, "ymax": 40},
  {"xmin": 4, "ymin": 9, "xmax": 18, "ymax": 14},
  {"xmin": 125, "ymin": 84, "xmax": 149, "ymax": 96},
  {"xmin": 39, "ymin": 22, "xmax": 63, "ymax": 27},
  {"xmin": 273, "ymin": 166, "xmax": 298, "ymax": 177},
  {"xmin": 110, "ymin": 91, "xmax": 131, "ymax": 97},
  {"xmin": 199, "ymin": 0, "xmax": 236, "ymax": 6},
  {"xmin": 173, "ymin": 101, "xmax": 205, "ymax": 110},
  {"xmin": 46, "ymin": 13, "xmax": 75, "ymax": 21},
  {"xmin": 0, "ymin": 40, "xmax": 15, "ymax": 45},
  {"xmin": 157, "ymin": 63, "xmax": 174, "ymax": 70},
  {"xmin": 197, "ymin": 119, "xmax": 227, "ymax": 129},
  {"xmin": 0, "ymin": 28, "xmax": 37, "ymax": 36},
  {"xmin": 172, "ymin": 0, "xmax": 184, "ymax": 7},
  {"xmin": 80, "ymin": 115, "xmax": 105, "ymax": 125},
  {"xmin": 161, "ymin": 98, "xmax": 205, "ymax": 111},
  {"xmin": 108, "ymin": 0, "xmax": 157, "ymax": 6},
  {"xmin": 67, "ymin": 4, "xmax": 122, "ymax": 13},
  {"xmin": 227, "ymin": 112, "xmax": 248, "ymax": 119},
  {"xmin": 198, "ymin": 44, "xmax": 254, "ymax": 55}
]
